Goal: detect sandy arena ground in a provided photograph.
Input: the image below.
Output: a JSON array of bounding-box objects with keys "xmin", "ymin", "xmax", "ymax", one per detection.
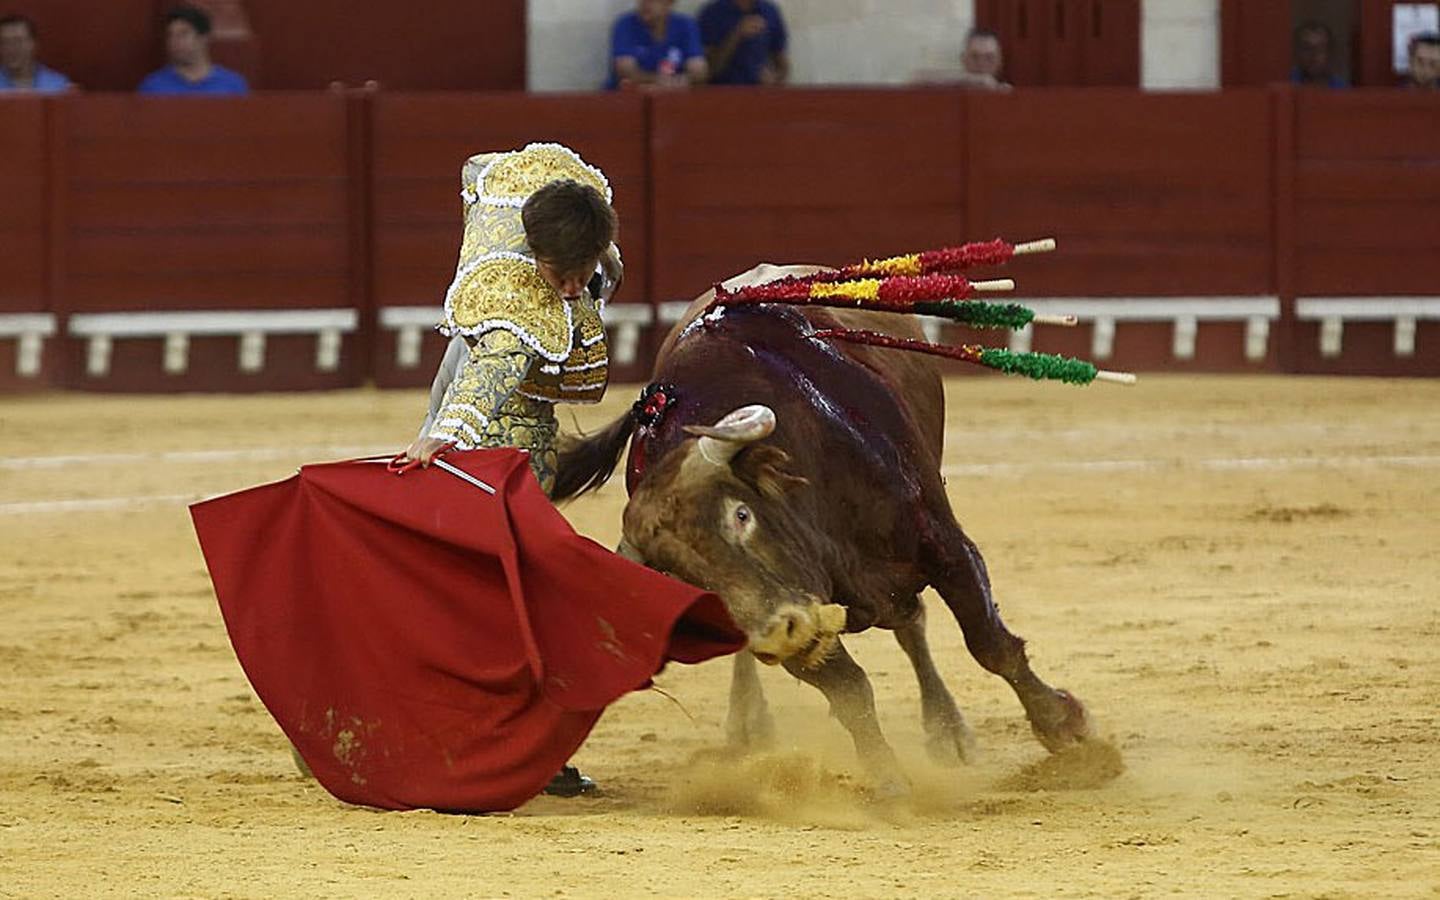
[{"xmin": 1, "ymin": 375, "xmax": 1438, "ymax": 898}]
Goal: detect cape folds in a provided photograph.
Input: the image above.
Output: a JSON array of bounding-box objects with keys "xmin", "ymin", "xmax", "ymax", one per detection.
[{"xmin": 191, "ymin": 449, "xmax": 744, "ymax": 812}]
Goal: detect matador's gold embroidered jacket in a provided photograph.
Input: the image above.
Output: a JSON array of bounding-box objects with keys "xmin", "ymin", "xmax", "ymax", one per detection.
[{"xmin": 419, "ymin": 143, "xmax": 622, "ymax": 494}]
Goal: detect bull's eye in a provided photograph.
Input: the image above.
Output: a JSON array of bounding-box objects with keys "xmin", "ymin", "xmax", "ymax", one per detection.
[{"xmin": 722, "ymin": 499, "xmax": 755, "ymax": 544}]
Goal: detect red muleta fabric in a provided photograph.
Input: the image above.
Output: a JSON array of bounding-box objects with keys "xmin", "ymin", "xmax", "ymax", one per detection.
[{"xmin": 190, "ymin": 449, "xmax": 745, "ymax": 813}]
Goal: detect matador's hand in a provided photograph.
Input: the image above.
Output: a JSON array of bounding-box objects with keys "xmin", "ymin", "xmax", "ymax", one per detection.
[{"xmin": 405, "ymin": 437, "xmax": 454, "ymax": 466}]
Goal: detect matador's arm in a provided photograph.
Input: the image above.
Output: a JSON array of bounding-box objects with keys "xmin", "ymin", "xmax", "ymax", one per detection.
[{"xmin": 424, "ymin": 329, "xmax": 538, "ymax": 449}]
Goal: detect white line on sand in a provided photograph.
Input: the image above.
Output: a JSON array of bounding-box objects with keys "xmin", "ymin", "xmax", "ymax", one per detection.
[
  {"xmin": 0, "ymin": 445, "xmax": 392, "ymax": 471},
  {"xmin": 5, "ymin": 453, "xmax": 1437, "ymax": 516},
  {"xmin": 941, "ymin": 454, "xmax": 1440, "ymax": 478}
]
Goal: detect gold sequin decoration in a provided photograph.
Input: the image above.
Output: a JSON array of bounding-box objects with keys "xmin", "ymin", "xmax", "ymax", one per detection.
[
  {"xmin": 427, "ymin": 330, "xmax": 561, "ymax": 492},
  {"xmin": 445, "ymin": 256, "xmax": 573, "ymax": 360},
  {"xmin": 481, "ymin": 144, "xmax": 611, "ymax": 205},
  {"xmin": 518, "ymin": 298, "xmax": 608, "ymax": 404}
]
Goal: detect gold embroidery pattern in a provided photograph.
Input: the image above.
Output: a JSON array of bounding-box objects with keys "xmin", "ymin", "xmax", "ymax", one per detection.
[
  {"xmin": 517, "ymin": 299, "xmax": 609, "ymax": 404},
  {"xmin": 444, "ymin": 254, "xmax": 574, "ymax": 360},
  {"xmin": 428, "ymin": 330, "xmax": 560, "ymax": 493},
  {"xmin": 478, "ymin": 143, "xmax": 611, "ymax": 207},
  {"xmin": 458, "ymin": 203, "xmax": 529, "ymax": 261}
]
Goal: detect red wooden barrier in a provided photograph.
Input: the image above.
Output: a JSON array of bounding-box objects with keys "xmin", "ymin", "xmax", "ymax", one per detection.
[
  {"xmin": 648, "ymin": 89, "xmax": 969, "ymax": 301},
  {"xmin": 2, "ymin": 88, "xmax": 1436, "ymax": 393},
  {"xmin": 1290, "ymin": 90, "xmax": 1440, "ymax": 375},
  {"xmin": 52, "ymin": 94, "xmax": 359, "ymax": 391},
  {"xmin": 0, "ymin": 100, "xmax": 48, "ymax": 316},
  {"xmin": 0, "ymin": 99, "xmax": 53, "ymax": 390},
  {"xmin": 965, "ymin": 89, "xmax": 1279, "ymax": 372},
  {"xmin": 368, "ymin": 92, "xmax": 651, "ymax": 386}
]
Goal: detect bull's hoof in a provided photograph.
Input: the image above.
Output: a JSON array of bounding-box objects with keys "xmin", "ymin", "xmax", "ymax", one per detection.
[
  {"xmin": 924, "ymin": 713, "xmax": 978, "ymax": 767},
  {"xmin": 1031, "ymin": 690, "xmax": 1093, "ymax": 753}
]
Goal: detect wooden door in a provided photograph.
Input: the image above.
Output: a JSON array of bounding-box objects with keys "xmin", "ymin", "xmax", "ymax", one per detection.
[{"xmin": 976, "ymin": 0, "xmax": 1140, "ymax": 86}]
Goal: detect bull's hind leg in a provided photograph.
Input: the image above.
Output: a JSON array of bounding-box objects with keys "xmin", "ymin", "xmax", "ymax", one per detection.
[
  {"xmin": 783, "ymin": 639, "xmax": 908, "ymax": 798},
  {"xmin": 893, "ymin": 604, "xmax": 976, "ymax": 765},
  {"xmin": 924, "ymin": 527, "xmax": 1091, "ymax": 752},
  {"xmin": 726, "ymin": 651, "xmax": 776, "ymax": 749}
]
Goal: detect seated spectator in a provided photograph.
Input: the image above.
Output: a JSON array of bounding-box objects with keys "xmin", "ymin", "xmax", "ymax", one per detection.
[
  {"xmin": 1291, "ymin": 21, "xmax": 1346, "ymax": 88},
  {"xmin": 138, "ymin": 5, "xmax": 248, "ymax": 95},
  {"xmin": 959, "ymin": 28, "xmax": 1009, "ymax": 90},
  {"xmin": 0, "ymin": 14, "xmax": 72, "ymax": 92},
  {"xmin": 913, "ymin": 28, "xmax": 1010, "ymax": 90},
  {"xmin": 1404, "ymin": 32, "xmax": 1440, "ymax": 89},
  {"xmin": 607, "ymin": 0, "xmax": 707, "ymax": 90},
  {"xmin": 698, "ymin": 0, "xmax": 789, "ymax": 86}
]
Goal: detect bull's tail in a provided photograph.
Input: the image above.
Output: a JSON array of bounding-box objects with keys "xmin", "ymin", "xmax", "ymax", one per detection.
[{"xmin": 552, "ymin": 411, "xmax": 636, "ymax": 502}]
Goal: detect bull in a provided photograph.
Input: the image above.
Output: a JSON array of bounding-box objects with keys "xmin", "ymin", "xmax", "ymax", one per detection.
[{"xmin": 554, "ymin": 265, "xmax": 1093, "ymax": 795}]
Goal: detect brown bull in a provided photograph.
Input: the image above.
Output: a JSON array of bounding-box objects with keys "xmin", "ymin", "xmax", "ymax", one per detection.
[{"xmin": 554, "ymin": 265, "xmax": 1092, "ymax": 795}]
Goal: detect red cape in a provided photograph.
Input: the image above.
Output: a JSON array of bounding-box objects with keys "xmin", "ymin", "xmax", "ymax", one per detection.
[{"xmin": 190, "ymin": 449, "xmax": 744, "ymax": 812}]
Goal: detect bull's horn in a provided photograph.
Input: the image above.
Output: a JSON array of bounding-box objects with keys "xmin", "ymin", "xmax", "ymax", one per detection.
[{"xmin": 684, "ymin": 405, "xmax": 776, "ymax": 467}]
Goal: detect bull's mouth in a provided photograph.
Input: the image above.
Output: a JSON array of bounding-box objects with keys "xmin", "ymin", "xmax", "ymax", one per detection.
[{"xmin": 751, "ymin": 632, "xmax": 837, "ymax": 670}]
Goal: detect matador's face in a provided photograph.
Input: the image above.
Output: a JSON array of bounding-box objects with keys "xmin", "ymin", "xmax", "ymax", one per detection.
[{"xmin": 536, "ymin": 256, "xmax": 600, "ymax": 302}]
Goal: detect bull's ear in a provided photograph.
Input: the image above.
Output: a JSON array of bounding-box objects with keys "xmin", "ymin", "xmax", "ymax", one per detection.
[{"xmin": 732, "ymin": 444, "xmax": 808, "ymax": 498}]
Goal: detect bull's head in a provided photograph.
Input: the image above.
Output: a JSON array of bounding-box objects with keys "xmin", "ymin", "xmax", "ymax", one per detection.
[{"xmin": 621, "ymin": 405, "xmax": 846, "ymax": 669}]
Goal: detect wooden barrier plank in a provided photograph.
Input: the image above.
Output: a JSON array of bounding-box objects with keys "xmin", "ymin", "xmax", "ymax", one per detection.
[
  {"xmin": 58, "ymin": 94, "xmax": 352, "ymax": 319},
  {"xmin": 66, "ymin": 229, "xmax": 348, "ymax": 279},
  {"xmin": 65, "ymin": 182, "xmax": 347, "ymax": 228},
  {"xmin": 967, "ymin": 89, "xmax": 1274, "ymax": 297},
  {"xmin": 1294, "ymin": 92, "xmax": 1440, "ymax": 301},
  {"xmin": 0, "ymin": 99, "xmax": 48, "ymax": 316},
  {"xmin": 63, "ymin": 272, "xmax": 348, "ymax": 309},
  {"xmin": 649, "ymin": 89, "xmax": 967, "ymax": 301},
  {"xmin": 64, "ymin": 96, "xmax": 348, "ymax": 181},
  {"xmin": 1296, "ymin": 91, "xmax": 1440, "ymax": 161}
]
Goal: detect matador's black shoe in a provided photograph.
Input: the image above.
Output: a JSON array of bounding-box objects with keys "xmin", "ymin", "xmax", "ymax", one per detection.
[{"xmin": 543, "ymin": 765, "xmax": 597, "ymax": 797}]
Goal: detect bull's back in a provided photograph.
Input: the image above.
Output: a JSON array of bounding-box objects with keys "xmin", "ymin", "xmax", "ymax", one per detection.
[{"xmin": 655, "ymin": 265, "xmax": 946, "ymax": 459}]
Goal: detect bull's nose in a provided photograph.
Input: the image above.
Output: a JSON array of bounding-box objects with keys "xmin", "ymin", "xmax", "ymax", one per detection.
[{"xmin": 748, "ymin": 606, "xmax": 817, "ymax": 663}]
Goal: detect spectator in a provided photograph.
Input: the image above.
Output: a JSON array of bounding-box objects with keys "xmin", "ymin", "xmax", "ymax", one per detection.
[
  {"xmin": 698, "ymin": 0, "xmax": 789, "ymax": 86},
  {"xmin": 959, "ymin": 28, "xmax": 1009, "ymax": 90},
  {"xmin": 607, "ymin": 0, "xmax": 707, "ymax": 90},
  {"xmin": 915, "ymin": 27, "xmax": 1010, "ymax": 89},
  {"xmin": 138, "ymin": 5, "xmax": 248, "ymax": 95},
  {"xmin": 1404, "ymin": 32, "xmax": 1440, "ymax": 89},
  {"xmin": 1291, "ymin": 22, "xmax": 1346, "ymax": 88},
  {"xmin": 0, "ymin": 14, "xmax": 72, "ymax": 92}
]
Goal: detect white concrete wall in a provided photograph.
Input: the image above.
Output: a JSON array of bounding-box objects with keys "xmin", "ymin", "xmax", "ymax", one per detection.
[
  {"xmin": 1141, "ymin": 0, "xmax": 1221, "ymax": 89},
  {"xmin": 529, "ymin": 0, "xmax": 1222, "ymax": 91}
]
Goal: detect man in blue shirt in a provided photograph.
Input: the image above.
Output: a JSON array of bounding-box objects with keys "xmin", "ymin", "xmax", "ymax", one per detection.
[
  {"xmin": 1291, "ymin": 21, "xmax": 1347, "ymax": 89},
  {"xmin": 698, "ymin": 0, "xmax": 789, "ymax": 86},
  {"xmin": 139, "ymin": 5, "xmax": 248, "ymax": 95},
  {"xmin": 608, "ymin": 0, "xmax": 707, "ymax": 90},
  {"xmin": 0, "ymin": 14, "xmax": 73, "ymax": 92}
]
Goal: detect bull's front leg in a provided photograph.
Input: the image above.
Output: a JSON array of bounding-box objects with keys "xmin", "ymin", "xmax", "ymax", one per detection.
[
  {"xmin": 924, "ymin": 526, "xmax": 1092, "ymax": 752},
  {"xmin": 782, "ymin": 639, "xmax": 908, "ymax": 799},
  {"xmin": 726, "ymin": 651, "xmax": 776, "ymax": 749}
]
